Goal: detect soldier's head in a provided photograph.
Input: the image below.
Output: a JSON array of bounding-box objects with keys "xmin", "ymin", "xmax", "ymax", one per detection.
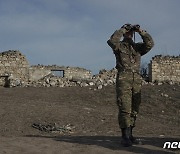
[{"xmin": 123, "ymin": 30, "xmax": 134, "ymax": 39}]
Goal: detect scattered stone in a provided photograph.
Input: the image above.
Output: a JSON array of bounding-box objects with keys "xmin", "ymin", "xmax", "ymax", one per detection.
[
  {"xmin": 97, "ymin": 85, "xmax": 103, "ymax": 90},
  {"xmin": 164, "ymin": 94, "xmax": 169, "ymax": 97},
  {"xmin": 159, "ymin": 134, "xmax": 165, "ymax": 137},
  {"xmin": 157, "ymin": 82, "xmax": 163, "ymax": 85},
  {"xmin": 161, "ymin": 93, "xmax": 169, "ymax": 97},
  {"xmin": 4, "ymin": 67, "xmax": 178, "ymax": 89},
  {"xmin": 0, "ymin": 51, "xmax": 179, "ymax": 89},
  {"xmin": 89, "ymin": 82, "xmax": 94, "ymax": 86}
]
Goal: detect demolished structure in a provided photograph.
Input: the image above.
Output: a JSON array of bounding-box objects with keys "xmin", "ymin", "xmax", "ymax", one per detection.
[
  {"xmin": 0, "ymin": 50, "xmax": 29, "ymax": 87},
  {"xmin": 0, "ymin": 50, "xmax": 94, "ymax": 88},
  {"xmin": 0, "ymin": 50, "xmax": 179, "ymax": 88},
  {"xmin": 148, "ymin": 55, "xmax": 180, "ymax": 83}
]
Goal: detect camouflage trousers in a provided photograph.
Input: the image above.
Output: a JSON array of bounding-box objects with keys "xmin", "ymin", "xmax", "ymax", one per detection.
[{"xmin": 116, "ymin": 71, "xmax": 142, "ymax": 128}]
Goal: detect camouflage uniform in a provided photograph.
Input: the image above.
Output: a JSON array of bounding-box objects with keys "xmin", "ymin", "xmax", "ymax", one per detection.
[{"xmin": 107, "ymin": 27, "xmax": 154, "ymax": 128}]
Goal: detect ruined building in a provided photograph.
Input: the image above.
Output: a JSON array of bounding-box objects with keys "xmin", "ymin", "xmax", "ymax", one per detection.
[
  {"xmin": 0, "ymin": 50, "xmax": 29, "ymax": 86},
  {"xmin": 29, "ymin": 65, "xmax": 92, "ymax": 81},
  {"xmin": 0, "ymin": 50, "xmax": 92, "ymax": 87},
  {"xmin": 0, "ymin": 50, "xmax": 179, "ymax": 87},
  {"xmin": 148, "ymin": 55, "xmax": 180, "ymax": 83}
]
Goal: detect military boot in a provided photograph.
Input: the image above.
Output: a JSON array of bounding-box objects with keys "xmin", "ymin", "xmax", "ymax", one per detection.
[
  {"xmin": 121, "ymin": 127, "xmax": 132, "ymax": 147},
  {"xmin": 129, "ymin": 126, "xmax": 142, "ymax": 144}
]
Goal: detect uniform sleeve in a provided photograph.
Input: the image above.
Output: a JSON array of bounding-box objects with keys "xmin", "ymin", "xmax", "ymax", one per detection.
[
  {"xmin": 107, "ymin": 28, "xmax": 127, "ymax": 51},
  {"xmin": 135, "ymin": 30, "xmax": 154, "ymax": 56}
]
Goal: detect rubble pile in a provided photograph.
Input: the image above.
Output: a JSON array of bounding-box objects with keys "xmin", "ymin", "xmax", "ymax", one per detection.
[
  {"xmin": 92, "ymin": 68, "xmax": 117, "ymax": 89},
  {"xmin": 7, "ymin": 67, "xmax": 179, "ymax": 89},
  {"xmin": 8, "ymin": 68, "xmax": 118, "ymax": 89}
]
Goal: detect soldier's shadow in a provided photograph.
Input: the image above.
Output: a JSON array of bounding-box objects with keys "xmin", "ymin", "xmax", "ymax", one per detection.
[
  {"xmin": 26, "ymin": 135, "xmax": 179, "ymax": 153},
  {"xmin": 54, "ymin": 135, "xmax": 179, "ymax": 154}
]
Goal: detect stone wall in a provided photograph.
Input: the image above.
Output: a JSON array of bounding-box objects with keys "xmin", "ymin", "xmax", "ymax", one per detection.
[
  {"xmin": 22, "ymin": 68, "xmax": 117, "ymax": 89},
  {"xmin": 30, "ymin": 65, "xmax": 92, "ymax": 80},
  {"xmin": 64, "ymin": 67, "xmax": 92, "ymax": 80},
  {"xmin": 0, "ymin": 50, "xmax": 29, "ymax": 86},
  {"xmin": 1, "ymin": 50, "xmax": 179, "ymax": 88},
  {"xmin": 0, "ymin": 49, "xmax": 116, "ymax": 89},
  {"xmin": 148, "ymin": 55, "xmax": 180, "ymax": 83},
  {"xmin": 0, "ymin": 50, "xmax": 93, "ymax": 87}
]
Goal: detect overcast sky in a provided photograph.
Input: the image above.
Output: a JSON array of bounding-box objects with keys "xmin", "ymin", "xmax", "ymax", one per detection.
[{"xmin": 0, "ymin": 0, "xmax": 179, "ymax": 74}]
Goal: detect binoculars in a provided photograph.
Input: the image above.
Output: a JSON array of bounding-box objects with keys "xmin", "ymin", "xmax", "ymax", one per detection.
[
  {"xmin": 124, "ymin": 24, "xmax": 140, "ymax": 32},
  {"xmin": 131, "ymin": 25, "xmax": 140, "ymax": 31}
]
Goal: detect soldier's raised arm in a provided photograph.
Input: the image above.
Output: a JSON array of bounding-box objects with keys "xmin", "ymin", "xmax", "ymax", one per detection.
[
  {"xmin": 107, "ymin": 24, "xmax": 131, "ymax": 51},
  {"xmin": 135, "ymin": 29, "xmax": 154, "ymax": 56}
]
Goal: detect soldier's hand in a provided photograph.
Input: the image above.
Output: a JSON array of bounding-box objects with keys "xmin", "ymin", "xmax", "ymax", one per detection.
[
  {"xmin": 133, "ymin": 24, "xmax": 140, "ymax": 32},
  {"xmin": 136, "ymin": 28, "xmax": 144, "ymax": 34},
  {"xmin": 121, "ymin": 24, "xmax": 132, "ymax": 32}
]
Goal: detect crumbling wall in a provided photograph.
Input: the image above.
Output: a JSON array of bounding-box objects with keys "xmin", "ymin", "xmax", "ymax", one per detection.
[
  {"xmin": 149, "ymin": 55, "xmax": 180, "ymax": 83},
  {"xmin": 3, "ymin": 50, "xmax": 179, "ymax": 89},
  {"xmin": 26, "ymin": 65, "xmax": 94, "ymax": 88},
  {"xmin": 29, "ymin": 67, "xmax": 51, "ymax": 81},
  {"xmin": 30, "ymin": 65, "xmax": 92, "ymax": 81},
  {"xmin": 64, "ymin": 67, "xmax": 92, "ymax": 80},
  {"xmin": 0, "ymin": 50, "xmax": 29, "ymax": 86},
  {"xmin": 0, "ymin": 50, "xmax": 113, "ymax": 88},
  {"xmin": 24, "ymin": 68, "xmax": 117, "ymax": 89}
]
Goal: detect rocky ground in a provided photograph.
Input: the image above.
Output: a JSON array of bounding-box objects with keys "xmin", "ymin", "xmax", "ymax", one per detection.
[{"xmin": 0, "ymin": 84, "xmax": 179, "ymax": 154}]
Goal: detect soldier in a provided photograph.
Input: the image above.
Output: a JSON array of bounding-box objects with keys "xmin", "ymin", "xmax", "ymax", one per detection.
[{"xmin": 107, "ymin": 24, "xmax": 154, "ymax": 147}]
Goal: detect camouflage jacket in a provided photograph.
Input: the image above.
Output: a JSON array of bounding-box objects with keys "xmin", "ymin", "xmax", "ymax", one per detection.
[{"xmin": 107, "ymin": 27, "xmax": 154, "ymax": 73}]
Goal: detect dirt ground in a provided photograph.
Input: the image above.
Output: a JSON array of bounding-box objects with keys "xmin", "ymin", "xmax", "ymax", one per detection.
[{"xmin": 0, "ymin": 84, "xmax": 179, "ymax": 154}]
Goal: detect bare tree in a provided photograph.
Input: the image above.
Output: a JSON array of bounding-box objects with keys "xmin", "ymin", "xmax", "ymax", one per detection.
[{"xmin": 140, "ymin": 62, "xmax": 149, "ymax": 81}]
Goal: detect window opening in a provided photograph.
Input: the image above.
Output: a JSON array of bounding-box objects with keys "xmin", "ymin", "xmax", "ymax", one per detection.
[{"xmin": 51, "ymin": 70, "xmax": 64, "ymax": 77}]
